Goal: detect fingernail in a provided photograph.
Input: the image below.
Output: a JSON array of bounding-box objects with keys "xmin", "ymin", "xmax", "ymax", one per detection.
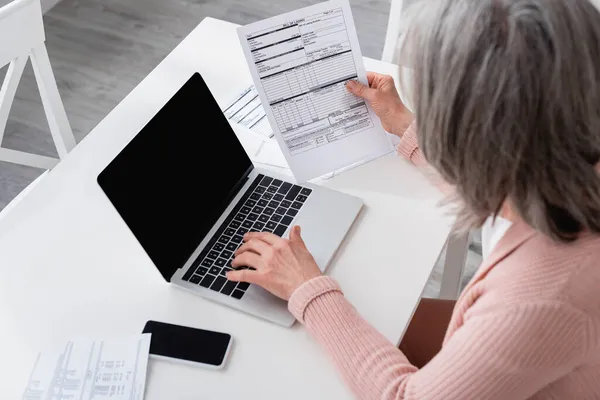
[{"xmin": 346, "ymin": 80, "xmax": 355, "ymax": 88}]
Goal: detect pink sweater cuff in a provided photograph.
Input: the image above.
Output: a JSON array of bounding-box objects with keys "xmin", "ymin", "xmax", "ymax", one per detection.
[
  {"xmin": 288, "ymin": 276, "xmax": 342, "ymax": 323},
  {"xmin": 397, "ymin": 121, "xmax": 419, "ymax": 159}
]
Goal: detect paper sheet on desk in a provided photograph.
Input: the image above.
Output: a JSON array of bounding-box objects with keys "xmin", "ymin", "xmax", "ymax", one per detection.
[
  {"xmin": 237, "ymin": 0, "xmax": 395, "ymax": 182},
  {"xmin": 231, "ymin": 122, "xmax": 289, "ymax": 166},
  {"xmin": 22, "ymin": 334, "xmax": 151, "ymax": 400},
  {"xmin": 223, "ymin": 85, "xmax": 274, "ymax": 139}
]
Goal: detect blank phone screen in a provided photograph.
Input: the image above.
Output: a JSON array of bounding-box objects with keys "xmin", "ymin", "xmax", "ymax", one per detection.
[{"xmin": 143, "ymin": 320, "xmax": 231, "ymax": 366}]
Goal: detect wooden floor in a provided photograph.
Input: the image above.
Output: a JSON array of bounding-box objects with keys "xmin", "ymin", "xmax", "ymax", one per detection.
[{"xmin": 0, "ymin": 0, "xmax": 391, "ymax": 210}]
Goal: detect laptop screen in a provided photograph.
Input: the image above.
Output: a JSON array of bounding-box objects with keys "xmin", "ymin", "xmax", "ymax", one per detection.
[{"xmin": 98, "ymin": 73, "xmax": 253, "ymax": 281}]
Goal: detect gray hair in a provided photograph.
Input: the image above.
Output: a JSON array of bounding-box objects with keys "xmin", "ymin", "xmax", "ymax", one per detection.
[{"xmin": 397, "ymin": 0, "xmax": 600, "ymax": 241}]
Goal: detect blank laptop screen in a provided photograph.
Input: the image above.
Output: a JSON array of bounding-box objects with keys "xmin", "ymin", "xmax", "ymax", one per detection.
[{"xmin": 98, "ymin": 73, "xmax": 253, "ymax": 281}]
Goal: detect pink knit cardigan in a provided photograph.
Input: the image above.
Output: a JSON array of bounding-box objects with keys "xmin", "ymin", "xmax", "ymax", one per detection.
[{"xmin": 287, "ymin": 123, "xmax": 600, "ymax": 399}]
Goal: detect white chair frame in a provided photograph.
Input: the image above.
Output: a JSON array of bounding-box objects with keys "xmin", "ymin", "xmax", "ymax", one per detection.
[
  {"xmin": 0, "ymin": 0, "xmax": 75, "ymax": 170},
  {"xmin": 383, "ymin": 0, "xmax": 470, "ymax": 300}
]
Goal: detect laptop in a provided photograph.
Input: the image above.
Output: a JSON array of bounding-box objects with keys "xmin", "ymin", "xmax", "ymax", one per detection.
[{"xmin": 98, "ymin": 73, "xmax": 362, "ymax": 327}]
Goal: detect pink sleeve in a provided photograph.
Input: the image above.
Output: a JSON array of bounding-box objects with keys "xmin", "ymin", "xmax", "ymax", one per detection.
[
  {"xmin": 396, "ymin": 122, "xmax": 453, "ymax": 196},
  {"xmin": 396, "ymin": 121, "xmax": 428, "ymax": 167},
  {"xmin": 289, "ymin": 277, "xmax": 593, "ymax": 400}
]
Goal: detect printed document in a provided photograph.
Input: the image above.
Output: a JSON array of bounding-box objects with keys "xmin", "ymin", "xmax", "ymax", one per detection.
[
  {"xmin": 237, "ymin": 0, "xmax": 394, "ymax": 181},
  {"xmin": 22, "ymin": 334, "xmax": 151, "ymax": 400},
  {"xmin": 223, "ymin": 85, "xmax": 274, "ymax": 138}
]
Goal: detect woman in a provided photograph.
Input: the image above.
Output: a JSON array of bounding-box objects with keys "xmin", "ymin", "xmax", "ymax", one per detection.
[{"xmin": 228, "ymin": 0, "xmax": 600, "ymax": 398}]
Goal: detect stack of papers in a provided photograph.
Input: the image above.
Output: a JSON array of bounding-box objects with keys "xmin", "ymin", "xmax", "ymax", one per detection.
[{"xmin": 22, "ymin": 335, "xmax": 151, "ymax": 400}]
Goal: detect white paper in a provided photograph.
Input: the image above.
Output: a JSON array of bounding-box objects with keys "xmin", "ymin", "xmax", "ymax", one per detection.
[
  {"xmin": 22, "ymin": 334, "xmax": 151, "ymax": 400},
  {"xmin": 237, "ymin": 0, "xmax": 394, "ymax": 182},
  {"xmin": 222, "ymin": 85, "xmax": 274, "ymax": 139}
]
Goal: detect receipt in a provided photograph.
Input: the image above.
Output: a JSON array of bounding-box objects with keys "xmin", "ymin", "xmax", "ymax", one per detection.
[
  {"xmin": 22, "ymin": 335, "xmax": 151, "ymax": 400},
  {"xmin": 237, "ymin": 0, "xmax": 394, "ymax": 181}
]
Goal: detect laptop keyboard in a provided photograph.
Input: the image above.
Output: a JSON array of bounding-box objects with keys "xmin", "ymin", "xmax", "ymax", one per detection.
[{"xmin": 182, "ymin": 174, "xmax": 312, "ymax": 300}]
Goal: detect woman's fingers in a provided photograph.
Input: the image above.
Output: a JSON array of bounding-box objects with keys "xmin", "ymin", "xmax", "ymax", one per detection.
[
  {"xmin": 226, "ymin": 267, "xmax": 259, "ymax": 284},
  {"xmin": 366, "ymin": 71, "xmax": 378, "ymax": 85},
  {"xmin": 231, "ymin": 251, "xmax": 263, "ymax": 270},
  {"xmin": 235, "ymin": 238, "xmax": 271, "ymax": 257},
  {"xmin": 243, "ymin": 231, "xmax": 280, "ymax": 245},
  {"xmin": 346, "ymin": 80, "xmax": 376, "ymax": 101}
]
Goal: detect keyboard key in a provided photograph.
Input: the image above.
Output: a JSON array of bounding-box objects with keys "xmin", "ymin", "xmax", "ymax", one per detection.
[
  {"xmin": 263, "ymin": 229, "xmax": 273, "ymax": 233},
  {"xmin": 210, "ymin": 276, "xmax": 227, "ymax": 291},
  {"xmin": 200, "ymin": 274, "xmax": 215, "ymax": 288},
  {"xmin": 213, "ymin": 243, "xmax": 225, "ymax": 251},
  {"xmin": 300, "ymin": 187, "xmax": 312, "ymax": 196},
  {"xmin": 285, "ymin": 185, "xmax": 301, "ymax": 200},
  {"xmin": 232, "ymin": 234, "xmax": 244, "ymax": 244},
  {"xmin": 272, "ymin": 179, "xmax": 283, "ymax": 187},
  {"xmin": 237, "ymin": 282, "xmax": 250, "ymax": 291},
  {"xmin": 196, "ymin": 267, "xmax": 209, "ymax": 276},
  {"xmin": 234, "ymin": 214, "xmax": 245, "ymax": 222},
  {"xmin": 296, "ymin": 195, "xmax": 307, "ymax": 203},
  {"xmin": 276, "ymin": 207, "xmax": 287, "ymax": 215},
  {"xmin": 250, "ymin": 228, "xmax": 259, "ymax": 232},
  {"xmin": 218, "ymin": 235, "xmax": 230, "ymax": 244},
  {"xmin": 250, "ymin": 193, "xmax": 261, "ymax": 200},
  {"xmin": 268, "ymin": 201, "xmax": 280, "ymax": 208},
  {"xmin": 208, "ymin": 251, "xmax": 219, "ymax": 259},
  {"xmin": 237, "ymin": 227, "xmax": 248, "ymax": 236},
  {"xmin": 253, "ymin": 221, "xmax": 265, "ymax": 230},
  {"xmin": 255, "ymin": 186, "xmax": 265, "ymax": 194},
  {"xmin": 240, "ymin": 206, "xmax": 252, "ymax": 214},
  {"xmin": 225, "ymin": 228, "xmax": 236, "ymax": 236},
  {"xmin": 264, "ymin": 207, "xmax": 275, "ymax": 216},
  {"xmin": 226, "ymin": 242, "xmax": 238, "ymax": 251},
  {"xmin": 210, "ymin": 266, "xmax": 221, "ymax": 275},
  {"xmin": 242, "ymin": 220, "xmax": 253, "ymax": 229},
  {"xmin": 271, "ymin": 214, "xmax": 282, "ymax": 223},
  {"xmin": 281, "ymin": 200, "xmax": 292, "ymax": 208},
  {"xmin": 291, "ymin": 201, "xmax": 303, "ymax": 209},
  {"xmin": 263, "ymin": 192, "xmax": 273, "ymax": 200},
  {"xmin": 260, "ymin": 176, "xmax": 273, "ymax": 186},
  {"xmin": 267, "ymin": 186, "xmax": 277, "ymax": 193},
  {"xmin": 274, "ymin": 224, "xmax": 287, "ymax": 237},
  {"xmin": 286, "ymin": 208, "xmax": 298, "ymax": 217},
  {"xmin": 221, "ymin": 250, "xmax": 233, "ymax": 259},
  {"xmin": 247, "ymin": 213, "xmax": 258, "ymax": 221},
  {"xmin": 190, "ymin": 275, "xmax": 202, "ymax": 284},
  {"xmin": 258, "ymin": 199, "xmax": 268, "ymax": 207},
  {"xmin": 281, "ymin": 215, "xmax": 294, "ymax": 226},
  {"xmin": 201, "ymin": 259, "xmax": 213, "ymax": 267},
  {"xmin": 221, "ymin": 280, "xmax": 237, "ymax": 295},
  {"xmin": 258, "ymin": 215, "xmax": 269, "ymax": 222},
  {"xmin": 226, "ymin": 259, "xmax": 232, "ymax": 267},
  {"xmin": 219, "ymin": 268, "xmax": 228, "ymax": 276},
  {"xmin": 232, "ymin": 290, "xmax": 245, "ymax": 299},
  {"xmin": 278, "ymin": 182, "xmax": 292, "ymax": 194},
  {"xmin": 253, "ymin": 206, "xmax": 264, "ymax": 214},
  {"xmin": 215, "ymin": 258, "xmax": 226, "ymax": 267},
  {"xmin": 266, "ymin": 221, "xmax": 277, "ymax": 230},
  {"xmin": 245, "ymin": 199, "xmax": 257, "ymax": 207},
  {"xmin": 273, "ymin": 194, "xmax": 284, "ymax": 201},
  {"xmin": 229, "ymin": 220, "xmax": 241, "ymax": 229}
]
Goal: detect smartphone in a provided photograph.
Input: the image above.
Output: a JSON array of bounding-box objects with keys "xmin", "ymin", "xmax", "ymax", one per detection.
[{"xmin": 142, "ymin": 320, "xmax": 232, "ymax": 370}]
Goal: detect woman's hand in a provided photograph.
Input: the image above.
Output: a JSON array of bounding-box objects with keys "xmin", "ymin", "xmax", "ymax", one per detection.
[
  {"xmin": 226, "ymin": 226, "xmax": 322, "ymax": 300},
  {"xmin": 346, "ymin": 72, "xmax": 414, "ymax": 137}
]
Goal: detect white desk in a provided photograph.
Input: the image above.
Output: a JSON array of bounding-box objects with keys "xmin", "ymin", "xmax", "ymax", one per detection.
[{"xmin": 0, "ymin": 17, "xmax": 453, "ymax": 399}]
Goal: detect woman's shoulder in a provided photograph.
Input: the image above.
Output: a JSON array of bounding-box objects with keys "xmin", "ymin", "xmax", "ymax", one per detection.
[{"xmin": 483, "ymin": 231, "xmax": 600, "ymax": 316}]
